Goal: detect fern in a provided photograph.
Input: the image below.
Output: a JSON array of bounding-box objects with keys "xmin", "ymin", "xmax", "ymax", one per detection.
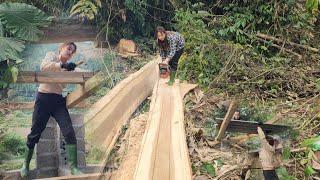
[
  {"xmin": 0, "ymin": 3, "xmax": 53, "ymax": 41},
  {"xmin": 1, "ymin": 66, "xmax": 18, "ymax": 84},
  {"xmin": 70, "ymin": 0, "xmax": 101, "ymax": 20},
  {"xmin": 0, "ymin": 2, "xmax": 52, "ymax": 89}
]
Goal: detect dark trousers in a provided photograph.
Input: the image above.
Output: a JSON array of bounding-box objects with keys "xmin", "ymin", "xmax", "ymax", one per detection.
[
  {"xmin": 26, "ymin": 92, "xmax": 77, "ymax": 149},
  {"xmin": 263, "ymin": 170, "xmax": 279, "ymax": 180},
  {"xmin": 169, "ymin": 48, "xmax": 184, "ymax": 71}
]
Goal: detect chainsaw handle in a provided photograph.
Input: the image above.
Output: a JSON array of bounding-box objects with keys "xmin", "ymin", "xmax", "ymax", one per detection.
[{"xmin": 158, "ymin": 63, "xmax": 170, "ymax": 70}]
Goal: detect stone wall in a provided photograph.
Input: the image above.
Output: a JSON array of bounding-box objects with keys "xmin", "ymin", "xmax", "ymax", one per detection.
[{"xmin": 36, "ymin": 114, "xmax": 85, "ymax": 178}]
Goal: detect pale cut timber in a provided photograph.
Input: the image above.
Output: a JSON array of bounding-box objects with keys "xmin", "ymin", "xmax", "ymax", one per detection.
[
  {"xmin": 132, "ymin": 80, "xmax": 161, "ymax": 180},
  {"xmin": 85, "ymin": 58, "xmax": 160, "ymax": 120},
  {"xmin": 215, "ymin": 100, "xmax": 238, "ymax": 141},
  {"xmin": 153, "ymin": 81, "xmax": 172, "ymax": 179},
  {"xmin": 170, "ymin": 80, "xmax": 194, "ymax": 180},
  {"xmin": 17, "ymin": 71, "xmax": 94, "ymax": 84},
  {"xmin": 134, "ymin": 79, "xmax": 195, "ymax": 180},
  {"xmin": 66, "ymin": 72, "xmax": 105, "ymax": 108},
  {"xmin": 37, "ymin": 173, "xmax": 111, "ymax": 180},
  {"xmin": 85, "ymin": 58, "xmax": 159, "ymax": 166},
  {"xmin": 180, "ymin": 82, "xmax": 198, "ymax": 99}
]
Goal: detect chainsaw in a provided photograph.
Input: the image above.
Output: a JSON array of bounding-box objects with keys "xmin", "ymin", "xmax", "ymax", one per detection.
[
  {"xmin": 159, "ymin": 63, "xmax": 170, "ymax": 78},
  {"xmin": 215, "ymin": 118, "xmax": 291, "ymax": 134}
]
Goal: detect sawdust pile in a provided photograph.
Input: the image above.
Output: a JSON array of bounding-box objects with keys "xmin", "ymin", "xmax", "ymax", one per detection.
[{"xmin": 110, "ymin": 113, "xmax": 148, "ymax": 180}]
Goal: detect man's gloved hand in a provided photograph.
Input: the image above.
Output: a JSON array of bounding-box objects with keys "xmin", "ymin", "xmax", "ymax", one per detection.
[
  {"xmin": 257, "ymin": 127, "xmax": 282, "ymax": 170},
  {"xmin": 61, "ymin": 62, "xmax": 76, "ymax": 71}
]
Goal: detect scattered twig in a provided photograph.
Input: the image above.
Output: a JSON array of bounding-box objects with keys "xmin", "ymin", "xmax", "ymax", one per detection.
[
  {"xmin": 211, "ymin": 48, "xmax": 237, "ymax": 85},
  {"xmin": 266, "ymin": 93, "xmax": 320, "ymax": 124},
  {"xmin": 256, "ymin": 37, "xmax": 302, "ymax": 59},
  {"xmin": 213, "ymin": 165, "xmax": 242, "ymax": 180},
  {"xmin": 215, "ymin": 100, "xmax": 238, "ymax": 141},
  {"xmin": 313, "ymin": 176, "xmax": 320, "ymax": 180},
  {"xmin": 229, "ymin": 142, "xmax": 245, "ymax": 150},
  {"xmin": 290, "ymin": 147, "xmax": 307, "ymax": 153},
  {"xmin": 257, "ymin": 32, "xmax": 319, "ymax": 53}
]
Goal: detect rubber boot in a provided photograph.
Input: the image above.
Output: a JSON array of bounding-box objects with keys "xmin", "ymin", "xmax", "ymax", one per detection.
[
  {"xmin": 66, "ymin": 144, "xmax": 83, "ymax": 175},
  {"xmin": 310, "ymin": 136, "xmax": 320, "ymax": 170},
  {"xmin": 20, "ymin": 146, "xmax": 34, "ymax": 177},
  {"xmin": 167, "ymin": 71, "xmax": 176, "ymax": 86}
]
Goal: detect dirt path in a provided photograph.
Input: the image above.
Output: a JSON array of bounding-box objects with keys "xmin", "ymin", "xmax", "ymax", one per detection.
[{"xmin": 8, "ymin": 127, "xmax": 30, "ymax": 137}]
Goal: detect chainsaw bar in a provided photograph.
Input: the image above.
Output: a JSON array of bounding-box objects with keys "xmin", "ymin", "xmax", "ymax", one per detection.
[{"xmin": 215, "ymin": 119, "xmax": 291, "ymax": 134}]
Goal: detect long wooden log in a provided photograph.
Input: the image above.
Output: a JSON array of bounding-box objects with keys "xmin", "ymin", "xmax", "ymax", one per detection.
[
  {"xmin": 134, "ymin": 79, "xmax": 195, "ymax": 180},
  {"xmin": 85, "ymin": 58, "xmax": 159, "ymax": 169},
  {"xmin": 133, "ymin": 80, "xmax": 160, "ymax": 180},
  {"xmin": 170, "ymin": 80, "xmax": 196, "ymax": 179},
  {"xmin": 17, "ymin": 71, "xmax": 95, "ymax": 84}
]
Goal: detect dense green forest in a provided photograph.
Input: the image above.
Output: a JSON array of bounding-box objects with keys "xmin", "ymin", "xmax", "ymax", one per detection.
[
  {"xmin": 0, "ymin": 0, "xmax": 319, "ymax": 96},
  {"xmin": 0, "ymin": 0, "xmax": 320, "ymax": 179}
]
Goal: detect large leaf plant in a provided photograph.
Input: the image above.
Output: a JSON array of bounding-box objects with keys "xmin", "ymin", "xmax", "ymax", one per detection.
[{"xmin": 0, "ymin": 2, "xmax": 52, "ymax": 91}]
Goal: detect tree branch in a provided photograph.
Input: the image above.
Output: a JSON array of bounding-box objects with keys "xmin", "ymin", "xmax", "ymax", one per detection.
[{"xmin": 257, "ymin": 32, "xmax": 319, "ymax": 53}]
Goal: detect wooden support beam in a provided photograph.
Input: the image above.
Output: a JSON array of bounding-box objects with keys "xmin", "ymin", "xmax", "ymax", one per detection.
[
  {"xmin": 11, "ymin": 71, "xmax": 100, "ymax": 109},
  {"xmin": 215, "ymin": 100, "xmax": 238, "ymax": 141},
  {"xmin": 66, "ymin": 72, "xmax": 105, "ymax": 108},
  {"xmin": 17, "ymin": 71, "xmax": 95, "ymax": 84}
]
